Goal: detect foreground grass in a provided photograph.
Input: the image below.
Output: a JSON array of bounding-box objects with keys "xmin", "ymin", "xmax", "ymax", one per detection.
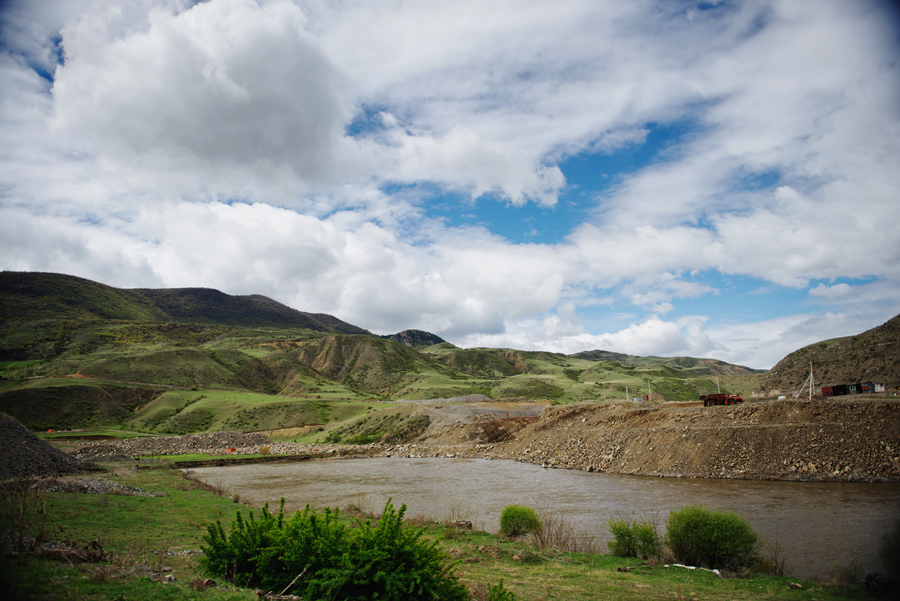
[{"xmin": 1, "ymin": 463, "xmax": 866, "ymax": 601}]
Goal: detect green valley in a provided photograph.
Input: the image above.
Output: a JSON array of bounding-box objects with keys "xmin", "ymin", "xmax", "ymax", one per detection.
[{"xmin": 0, "ymin": 272, "xmax": 763, "ymax": 439}]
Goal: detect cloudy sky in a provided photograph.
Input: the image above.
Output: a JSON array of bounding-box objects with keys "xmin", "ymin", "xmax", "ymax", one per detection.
[{"xmin": 1, "ymin": 0, "xmax": 899, "ymax": 369}]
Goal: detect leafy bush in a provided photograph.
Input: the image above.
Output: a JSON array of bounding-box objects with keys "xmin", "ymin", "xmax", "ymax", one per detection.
[
  {"xmin": 200, "ymin": 499, "xmax": 348, "ymax": 595},
  {"xmin": 339, "ymin": 500, "xmax": 469, "ymax": 601},
  {"xmin": 499, "ymin": 505, "xmax": 541, "ymax": 538},
  {"xmin": 665, "ymin": 505, "xmax": 760, "ymax": 570},
  {"xmin": 487, "ymin": 579, "xmax": 518, "ymax": 601},
  {"xmin": 880, "ymin": 518, "xmax": 900, "ymax": 574},
  {"xmin": 201, "ymin": 498, "xmax": 468, "ymax": 600},
  {"xmin": 607, "ymin": 517, "xmax": 661, "ymax": 559}
]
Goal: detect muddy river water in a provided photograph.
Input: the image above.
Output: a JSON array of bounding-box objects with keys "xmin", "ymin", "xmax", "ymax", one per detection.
[{"xmin": 191, "ymin": 457, "xmax": 900, "ymax": 579}]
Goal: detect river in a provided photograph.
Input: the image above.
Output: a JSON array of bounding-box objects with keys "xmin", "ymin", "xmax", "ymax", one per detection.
[{"xmin": 190, "ymin": 457, "xmax": 900, "ymax": 579}]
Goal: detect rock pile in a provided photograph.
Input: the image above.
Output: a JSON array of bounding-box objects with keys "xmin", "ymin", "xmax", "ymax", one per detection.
[
  {"xmin": 0, "ymin": 412, "xmax": 89, "ymax": 479},
  {"xmin": 74, "ymin": 431, "xmax": 274, "ymax": 459},
  {"xmin": 21, "ymin": 477, "xmax": 166, "ymax": 497}
]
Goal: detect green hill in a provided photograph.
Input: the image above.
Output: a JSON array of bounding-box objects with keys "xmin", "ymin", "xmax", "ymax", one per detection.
[
  {"xmin": 294, "ymin": 334, "xmax": 470, "ymax": 396},
  {"xmin": 0, "ymin": 271, "xmax": 767, "ymax": 436},
  {"xmin": 0, "ymin": 271, "xmax": 368, "ymax": 338}
]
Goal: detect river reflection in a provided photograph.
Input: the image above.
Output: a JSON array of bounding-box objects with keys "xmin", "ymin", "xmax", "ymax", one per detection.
[{"xmin": 191, "ymin": 457, "xmax": 900, "ymax": 579}]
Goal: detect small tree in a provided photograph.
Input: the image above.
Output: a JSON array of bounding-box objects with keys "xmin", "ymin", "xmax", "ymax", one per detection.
[
  {"xmin": 499, "ymin": 505, "xmax": 541, "ymax": 538},
  {"xmin": 665, "ymin": 505, "xmax": 760, "ymax": 571}
]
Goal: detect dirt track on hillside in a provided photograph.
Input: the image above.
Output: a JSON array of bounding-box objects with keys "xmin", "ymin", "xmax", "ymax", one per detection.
[{"xmin": 395, "ymin": 398, "xmax": 900, "ymax": 482}]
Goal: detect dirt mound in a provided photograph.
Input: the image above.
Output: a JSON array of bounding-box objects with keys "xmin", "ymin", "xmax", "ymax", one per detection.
[
  {"xmin": 414, "ymin": 400, "xmax": 548, "ymax": 426},
  {"xmin": 488, "ymin": 398, "xmax": 900, "ymax": 481},
  {"xmin": 0, "ymin": 413, "xmax": 88, "ymax": 479},
  {"xmin": 417, "ymin": 417, "xmax": 539, "ymax": 445}
]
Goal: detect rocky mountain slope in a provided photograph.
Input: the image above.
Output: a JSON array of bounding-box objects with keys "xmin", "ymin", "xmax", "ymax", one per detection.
[{"xmin": 756, "ymin": 313, "xmax": 900, "ymax": 395}]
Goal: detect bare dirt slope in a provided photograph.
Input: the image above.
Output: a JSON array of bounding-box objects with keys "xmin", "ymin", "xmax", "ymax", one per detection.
[{"xmin": 406, "ymin": 398, "xmax": 900, "ymax": 482}]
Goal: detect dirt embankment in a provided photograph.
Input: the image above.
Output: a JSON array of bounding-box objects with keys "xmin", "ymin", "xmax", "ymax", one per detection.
[
  {"xmin": 441, "ymin": 398, "xmax": 900, "ymax": 482},
  {"xmin": 39, "ymin": 398, "xmax": 900, "ymax": 483}
]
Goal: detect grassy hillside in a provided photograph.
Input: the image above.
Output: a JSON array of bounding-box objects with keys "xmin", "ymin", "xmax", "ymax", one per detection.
[
  {"xmin": 294, "ymin": 334, "xmax": 475, "ymax": 396},
  {"xmin": 125, "ymin": 390, "xmax": 372, "ymax": 435},
  {"xmin": 0, "ymin": 271, "xmax": 769, "ymax": 436},
  {"xmin": 0, "ymin": 272, "xmax": 368, "ymax": 359},
  {"xmin": 0, "ymin": 381, "xmax": 161, "ymax": 430}
]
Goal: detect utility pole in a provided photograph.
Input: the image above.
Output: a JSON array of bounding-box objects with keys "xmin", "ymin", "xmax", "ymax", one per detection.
[
  {"xmin": 647, "ymin": 380, "xmax": 652, "ymax": 403},
  {"xmin": 796, "ymin": 362, "xmax": 815, "ymax": 400},
  {"xmin": 809, "ymin": 361, "xmax": 814, "ymax": 401},
  {"xmin": 716, "ymin": 374, "xmax": 720, "ymax": 393}
]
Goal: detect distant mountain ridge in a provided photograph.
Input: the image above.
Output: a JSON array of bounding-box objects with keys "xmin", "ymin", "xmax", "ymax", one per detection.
[
  {"xmin": 0, "ymin": 271, "xmax": 369, "ymax": 334},
  {"xmin": 383, "ymin": 329, "xmax": 448, "ymax": 348},
  {"xmin": 757, "ymin": 313, "xmax": 900, "ymax": 394},
  {"xmin": 571, "ymin": 349, "xmax": 759, "ymax": 376}
]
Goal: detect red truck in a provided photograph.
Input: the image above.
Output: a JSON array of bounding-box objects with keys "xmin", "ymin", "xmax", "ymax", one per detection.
[{"xmin": 700, "ymin": 394, "xmax": 744, "ymax": 407}]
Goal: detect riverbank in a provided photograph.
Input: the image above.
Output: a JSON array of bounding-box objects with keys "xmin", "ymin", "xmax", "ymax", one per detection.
[
  {"xmin": 473, "ymin": 398, "xmax": 900, "ymax": 482},
  {"xmin": 69, "ymin": 398, "xmax": 900, "ymax": 482},
  {"xmin": 0, "ymin": 464, "xmax": 874, "ymax": 601}
]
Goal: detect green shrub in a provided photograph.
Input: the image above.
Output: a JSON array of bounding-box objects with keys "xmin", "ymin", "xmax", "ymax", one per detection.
[
  {"xmin": 471, "ymin": 579, "xmax": 518, "ymax": 601},
  {"xmin": 200, "ymin": 499, "xmax": 349, "ymax": 595},
  {"xmin": 607, "ymin": 517, "xmax": 661, "ymax": 559},
  {"xmin": 499, "ymin": 505, "xmax": 541, "ymax": 538},
  {"xmin": 665, "ymin": 505, "xmax": 760, "ymax": 570},
  {"xmin": 880, "ymin": 518, "xmax": 900, "ymax": 574},
  {"xmin": 338, "ymin": 500, "xmax": 469, "ymax": 601},
  {"xmin": 200, "ymin": 498, "xmax": 468, "ymax": 601},
  {"xmin": 487, "ymin": 579, "xmax": 518, "ymax": 601}
]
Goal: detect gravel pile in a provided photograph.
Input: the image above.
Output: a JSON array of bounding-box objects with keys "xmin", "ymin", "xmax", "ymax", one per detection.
[
  {"xmin": 23, "ymin": 477, "xmax": 166, "ymax": 497},
  {"xmin": 490, "ymin": 398, "xmax": 900, "ymax": 482},
  {"xmin": 74, "ymin": 431, "xmax": 274, "ymax": 459},
  {"xmin": 0, "ymin": 413, "xmax": 89, "ymax": 479}
]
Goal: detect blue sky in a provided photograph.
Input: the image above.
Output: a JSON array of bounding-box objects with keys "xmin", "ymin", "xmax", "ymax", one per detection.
[
  {"xmin": 419, "ymin": 121, "xmax": 698, "ymax": 244},
  {"xmin": 1, "ymin": 0, "xmax": 899, "ymax": 369}
]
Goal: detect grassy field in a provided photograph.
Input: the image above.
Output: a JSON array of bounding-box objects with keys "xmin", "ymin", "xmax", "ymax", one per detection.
[
  {"xmin": 0, "ymin": 463, "xmax": 866, "ymax": 601},
  {"xmin": 124, "ymin": 391, "xmax": 375, "ymax": 434}
]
